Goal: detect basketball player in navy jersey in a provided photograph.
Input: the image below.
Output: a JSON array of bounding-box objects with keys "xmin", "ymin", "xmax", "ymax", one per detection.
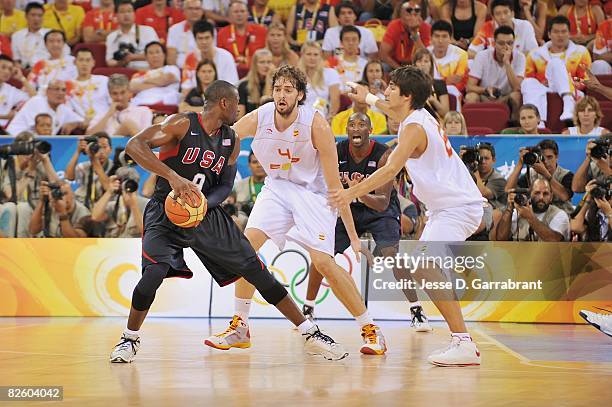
[
  {"xmin": 110, "ymin": 80, "xmax": 348, "ymax": 363},
  {"xmin": 301, "ymin": 112, "xmax": 432, "ymax": 332},
  {"xmin": 330, "ymin": 69, "xmax": 485, "ymax": 366}
]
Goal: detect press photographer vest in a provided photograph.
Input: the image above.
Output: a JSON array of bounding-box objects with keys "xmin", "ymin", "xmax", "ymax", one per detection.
[
  {"xmin": 527, "ymin": 166, "xmax": 573, "ymax": 214},
  {"xmin": 516, "ymin": 204, "xmax": 564, "ymax": 241}
]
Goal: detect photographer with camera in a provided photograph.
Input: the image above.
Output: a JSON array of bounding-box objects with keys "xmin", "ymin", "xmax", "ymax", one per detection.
[
  {"xmin": 461, "ymin": 143, "xmax": 507, "ymax": 210},
  {"xmin": 105, "ymin": 0, "xmax": 159, "ymax": 70},
  {"xmin": 0, "ymin": 131, "xmax": 60, "ymax": 237},
  {"xmin": 572, "ymin": 134, "xmax": 612, "ymax": 193},
  {"xmin": 65, "ymin": 132, "xmax": 113, "ymax": 209},
  {"xmin": 505, "ymin": 139, "xmax": 574, "ymax": 214},
  {"xmin": 233, "ymin": 151, "xmax": 266, "ymax": 216},
  {"xmin": 90, "ymin": 166, "xmax": 148, "ymax": 238},
  {"xmin": 495, "ymin": 179, "xmax": 570, "ymax": 241},
  {"xmin": 570, "ymin": 179, "xmax": 612, "ymax": 241},
  {"xmin": 29, "ymin": 179, "xmax": 90, "ymax": 237}
]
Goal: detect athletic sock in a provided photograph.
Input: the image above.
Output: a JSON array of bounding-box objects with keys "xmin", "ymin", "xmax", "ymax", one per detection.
[
  {"xmin": 234, "ymin": 297, "xmax": 252, "ymax": 323},
  {"xmin": 297, "ymin": 319, "xmax": 315, "ymax": 335},
  {"xmin": 451, "ymin": 332, "xmax": 472, "ymax": 342},
  {"xmin": 304, "ymin": 299, "xmax": 315, "ymax": 308},
  {"xmin": 356, "ymin": 311, "xmax": 374, "ymax": 327},
  {"xmin": 124, "ymin": 328, "xmax": 139, "ymax": 338}
]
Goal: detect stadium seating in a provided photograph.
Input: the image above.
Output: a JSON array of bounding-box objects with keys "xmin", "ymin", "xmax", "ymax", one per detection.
[
  {"xmin": 467, "ymin": 126, "xmax": 494, "ymax": 135},
  {"xmin": 462, "ymin": 102, "xmax": 510, "ymax": 133}
]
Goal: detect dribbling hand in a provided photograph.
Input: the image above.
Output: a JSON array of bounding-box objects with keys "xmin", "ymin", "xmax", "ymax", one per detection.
[{"xmin": 169, "ymin": 175, "xmax": 201, "ymax": 208}]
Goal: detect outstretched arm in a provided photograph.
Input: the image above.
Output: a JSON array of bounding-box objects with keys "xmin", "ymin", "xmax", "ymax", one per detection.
[
  {"xmin": 330, "ymin": 123, "xmax": 425, "ymax": 208},
  {"xmin": 231, "ymin": 109, "xmax": 258, "ymax": 139},
  {"xmin": 125, "ymin": 114, "xmax": 201, "ymax": 207}
]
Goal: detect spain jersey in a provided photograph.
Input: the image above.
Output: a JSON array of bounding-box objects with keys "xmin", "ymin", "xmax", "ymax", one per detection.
[
  {"xmin": 427, "ymin": 44, "xmax": 469, "ymax": 90},
  {"xmin": 593, "ymin": 19, "xmax": 612, "ymax": 56},
  {"xmin": 525, "ymin": 41, "xmax": 592, "ymax": 90}
]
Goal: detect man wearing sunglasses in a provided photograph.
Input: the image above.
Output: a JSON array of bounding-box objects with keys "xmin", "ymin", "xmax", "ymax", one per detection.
[{"xmin": 380, "ymin": 1, "xmax": 431, "ymax": 69}]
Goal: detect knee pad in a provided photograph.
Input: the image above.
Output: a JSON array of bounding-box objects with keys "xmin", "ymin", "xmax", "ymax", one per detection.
[
  {"xmin": 241, "ymin": 262, "xmax": 288, "ymax": 306},
  {"xmin": 132, "ymin": 263, "xmax": 169, "ymax": 311}
]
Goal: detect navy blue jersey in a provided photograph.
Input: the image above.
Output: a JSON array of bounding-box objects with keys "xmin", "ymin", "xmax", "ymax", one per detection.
[
  {"xmin": 337, "ymin": 139, "xmax": 401, "ymax": 220},
  {"xmin": 152, "ymin": 112, "xmax": 236, "ymax": 202}
]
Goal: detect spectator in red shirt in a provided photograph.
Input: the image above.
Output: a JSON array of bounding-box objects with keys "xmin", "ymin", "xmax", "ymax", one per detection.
[
  {"xmin": 82, "ymin": 0, "xmax": 118, "ymax": 43},
  {"xmin": 0, "ymin": 34, "xmax": 11, "ymax": 57},
  {"xmin": 217, "ymin": 1, "xmax": 267, "ymax": 71},
  {"xmin": 135, "ymin": 0, "xmax": 185, "ymax": 44},
  {"xmin": 380, "ymin": 1, "xmax": 431, "ymax": 69}
]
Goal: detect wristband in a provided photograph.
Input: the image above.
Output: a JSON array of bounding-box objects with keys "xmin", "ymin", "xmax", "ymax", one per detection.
[{"xmin": 365, "ymin": 93, "xmax": 379, "ymax": 108}]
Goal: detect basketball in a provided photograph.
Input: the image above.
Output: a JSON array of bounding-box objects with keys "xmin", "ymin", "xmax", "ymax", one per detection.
[{"xmin": 164, "ymin": 190, "xmax": 207, "ymax": 228}]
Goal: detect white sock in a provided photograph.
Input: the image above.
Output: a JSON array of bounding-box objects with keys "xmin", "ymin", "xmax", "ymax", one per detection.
[
  {"xmin": 304, "ymin": 299, "xmax": 315, "ymax": 308},
  {"xmin": 451, "ymin": 332, "xmax": 472, "ymax": 342},
  {"xmin": 297, "ymin": 319, "xmax": 315, "ymax": 335},
  {"xmin": 356, "ymin": 311, "xmax": 374, "ymax": 327},
  {"xmin": 409, "ymin": 301, "xmax": 421, "ymax": 308},
  {"xmin": 234, "ymin": 297, "xmax": 251, "ymax": 322},
  {"xmin": 124, "ymin": 328, "xmax": 139, "ymax": 338}
]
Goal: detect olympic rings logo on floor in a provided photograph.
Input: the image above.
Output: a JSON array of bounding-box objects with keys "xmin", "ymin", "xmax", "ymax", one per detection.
[{"xmin": 252, "ymin": 249, "xmax": 353, "ymax": 306}]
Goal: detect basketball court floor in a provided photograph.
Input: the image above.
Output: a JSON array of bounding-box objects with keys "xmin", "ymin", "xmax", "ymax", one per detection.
[{"xmin": 1, "ymin": 317, "xmax": 610, "ymax": 406}]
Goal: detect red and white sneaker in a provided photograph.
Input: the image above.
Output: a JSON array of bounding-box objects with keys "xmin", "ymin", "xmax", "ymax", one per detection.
[
  {"xmin": 204, "ymin": 316, "xmax": 251, "ymax": 350},
  {"xmin": 428, "ymin": 336, "xmax": 481, "ymax": 367},
  {"xmin": 360, "ymin": 324, "xmax": 387, "ymax": 355}
]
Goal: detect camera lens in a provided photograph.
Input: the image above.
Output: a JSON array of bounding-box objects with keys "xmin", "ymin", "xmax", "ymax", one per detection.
[
  {"xmin": 591, "ymin": 144, "xmax": 608, "ymax": 160},
  {"xmin": 35, "ymin": 140, "xmax": 51, "ymax": 155},
  {"xmin": 122, "ymin": 179, "xmax": 138, "ymax": 193},
  {"xmin": 88, "ymin": 141, "xmax": 100, "ymax": 155},
  {"xmin": 523, "ymin": 152, "xmax": 537, "ymax": 166}
]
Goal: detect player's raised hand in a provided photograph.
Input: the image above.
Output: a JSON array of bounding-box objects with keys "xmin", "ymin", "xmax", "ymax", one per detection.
[
  {"xmin": 345, "ymin": 82, "xmax": 369, "ymax": 104},
  {"xmin": 169, "ymin": 174, "xmax": 201, "ymax": 208},
  {"xmin": 328, "ymin": 188, "xmax": 352, "ymax": 209}
]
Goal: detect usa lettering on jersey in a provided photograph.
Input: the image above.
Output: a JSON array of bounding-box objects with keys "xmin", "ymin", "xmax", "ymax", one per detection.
[{"xmin": 181, "ymin": 147, "xmax": 226, "ymax": 175}]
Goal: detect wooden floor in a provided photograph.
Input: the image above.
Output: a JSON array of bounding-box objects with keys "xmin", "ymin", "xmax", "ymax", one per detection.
[{"xmin": 0, "ymin": 317, "xmax": 611, "ymax": 406}]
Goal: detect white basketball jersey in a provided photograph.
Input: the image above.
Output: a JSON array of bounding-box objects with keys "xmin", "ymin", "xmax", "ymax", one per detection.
[
  {"xmin": 251, "ymin": 102, "xmax": 327, "ymax": 194},
  {"xmin": 400, "ymin": 109, "xmax": 483, "ymax": 212}
]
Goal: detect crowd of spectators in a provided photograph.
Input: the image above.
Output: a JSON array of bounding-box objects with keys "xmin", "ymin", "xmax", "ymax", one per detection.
[{"xmin": 0, "ymin": 0, "xmax": 610, "ymax": 242}]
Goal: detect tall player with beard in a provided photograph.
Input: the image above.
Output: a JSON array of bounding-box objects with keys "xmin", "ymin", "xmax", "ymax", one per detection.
[
  {"xmin": 301, "ymin": 112, "xmax": 432, "ymax": 333},
  {"xmin": 330, "ymin": 68, "xmax": 485, "ymax": 367},
  {"xmin": 205, "ymin": 66, "xmax": 388, "ymax": 355},
  {"xmin": 109, "ymin": 80, "xmax": 348, "ymax": 363}
]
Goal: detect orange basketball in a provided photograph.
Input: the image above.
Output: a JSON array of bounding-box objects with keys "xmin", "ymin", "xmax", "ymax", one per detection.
[{"xmin": 164, "ymin": 190, "xmax": 207, "ymax": 228}]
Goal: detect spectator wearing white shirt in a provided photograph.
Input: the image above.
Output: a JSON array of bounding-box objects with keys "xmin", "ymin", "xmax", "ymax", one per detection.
[
  {"xmin": 67, "ymin": 48, "xmax": 111, "ymax": 124},
  {"xmin": 87, "ymin": 74, "xmax": 153, "ymax": 137},
  {"xmin": 0, "ymin": 55, "xmax": 29, "ymax": 130},
  {"xmin": 105, "ymin": 0, "xmax": 160, "ymax": 70},
  {"xmin": 328, "ymin": 25, "xmax": 368, "ymax": 93},
  {"xmin": 181, "ymin": 20, "xmax": 239, "ymax": 90},
  {"xmin": 466, "ymin": 25, "xmax": 525, "ymax": 122},
  {"xmin": 27, "ymin": 30, "xmax": 77, "ymax": 94},
  {"xmin": 166, "ymin": 0, "xmax": 204, "ymax": 67},
  {"xmin": 299, "ymin": 41, "xmax": 341, "ymax": 120},
  {"xmin": 7, "ymin": 79, "xmax": 84, "ymax": 135},
  {"xmin": 129, "ymin": 41, "xmax": 180, "ymax": 106},
  {"xmin": 322, "ymin": 1, "xmax": 378, "ymax": 59},
  {"xmin": 11, "ymin": 3, "xmax": 70, "ymax": 70},
  {"xmin": 203, "ymin": 0, "xmax": 231, "ymax": 26}
]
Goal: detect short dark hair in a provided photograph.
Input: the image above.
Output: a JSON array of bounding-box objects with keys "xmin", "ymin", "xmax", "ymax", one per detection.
[
  {"xmin": 389, "ymin": 65, "xmax": 432, "ymax": 110},
  {"xmin": 35, "ymin": 113, "xmax": 52, "ymax": 124},
  {"xmin": 548, "ymin": 15, "xmax": 571, "ymax": 32},
  {"xmin": 248, "ymin": 150, "xmax": 256, "ymax": 162},
  {"xmin": 0, "ymin": 54, "xmax": 13, "ymax": 64},
  {"xmin": 92, "ymin": 131, "xmax": 112, "ymax": 147},
  {"xmin": 431, "ymin": 20, "xmax": 453, "ymax": 37},
  {"xmin": 145, "ymin": 41, "xmax": 166, "ymax": 54},
  {"xmin": 271, "ymin": 65, "xmax": 308, "ymax": 105},
  {"xmin": 494, "ymin": 25, "xmax": 515, "ymax": 39},
  {"xmin": 25, "ymin": 2, "xmax": 44, "ymax": 14},
  {"xmin": 115, "ymin": 0, "xmax": 134, "ymax": 13},
  {"xmin": 204, "ymin": 80, "xmax": 238, "ymax": 105},
  {"xmin": 490, "ymin": 0, "xmax": 513, "ymax": 13},
  {"xmin": 537, "ymin": 139, "xmax": 559, "ymax": 156},
  {"xmin": 335, "ymin": 1, "xmax": 358, "ymax": 18},
  {"xmin": 478, "ymin": 142, "xmax": 496, "ymax": 159},
  {"xmin": 193, "ymin": 20, "xmax": 215, "ymax": 37},
  {"xmin": 44, "ymin": 30, "xmax": 66, "ymax": 43},
  {"xmin": 75, "ymin": 48, "xmax": 94, "ymax": 58},
  {"xmin": 340, "ymin": 25, "xmax": 361, "ymax": 42},
  {"xmin": 348, "ymin": 112, "xmax": 372, "ymax": 129}
]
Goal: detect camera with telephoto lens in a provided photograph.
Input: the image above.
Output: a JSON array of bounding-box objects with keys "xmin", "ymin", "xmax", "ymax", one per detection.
[
  {"xmin": 590, "ymin": 138, "xmax": 610, "ymax": 160},
  {"xmin": 513, "ymin": 188, "xmax": 530, "ymax": 207},
  {"xmin": 115, "ymin": 167, "xmax": 139, "ymax": 194},
  {"xmin": 523, "ymin": 146, "xmax": 543, "ymax": 166},
  {"xmin": 82, "ymin": 136, "xmax": 100, "ymax": 155},
  {"xmin": 0, "ymin": 140, "xmax": 52, "ymax": 158},
  {"xmin": 590, "ymin": 179, "xmax": 612, "ymax": 200},
  {"xmin": 460, "ymin": 145, "xmax": 480, "ymax": 173},
  {"xmin": 47, "ymin": 182, "xmax": 65, "ymax": 200},
  {"xmin": 113, "ymin": 42, "xmax": 137, "ymax": 61}
]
